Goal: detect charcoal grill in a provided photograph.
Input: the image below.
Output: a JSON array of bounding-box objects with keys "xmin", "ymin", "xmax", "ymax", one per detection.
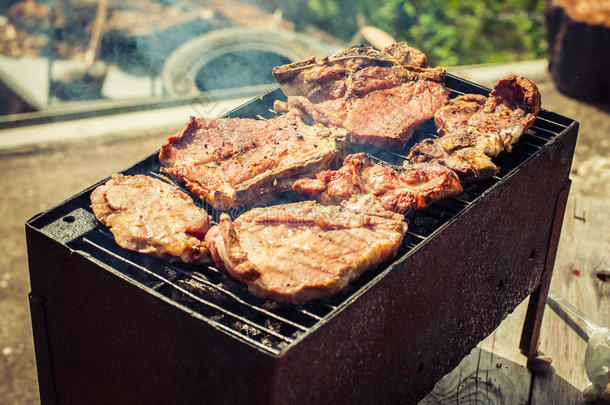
[{"xmin": 26, "ymin": 74, "xmax": 578, "ymax": 405}]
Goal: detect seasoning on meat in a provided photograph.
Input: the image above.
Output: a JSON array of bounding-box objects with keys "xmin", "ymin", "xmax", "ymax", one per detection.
[
  {"xmin": 204, "ymin": 196, "xmax": 407, "ymax": 304},
  {"xmin": 408, "ymin": 75, "xmax": 541, "ymax": 181},
  {"xmin": 293, "ymin": 153, "xmax": 462, "ymax": 214},
  {"xmin": 90, "ymin": 174, "xmax": 211, "ymax": 263},
  {"xmin": 272, "ymin": 42, "xmax": 449, "ymax": 149},
  {"xmin": 159, "ymin": 110, "xmax": 349, "ymax": 210}
]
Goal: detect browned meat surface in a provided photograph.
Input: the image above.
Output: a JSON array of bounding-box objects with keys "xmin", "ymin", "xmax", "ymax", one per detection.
[
  {"xmin": 409, "ymin": 134, "xmax": 500, "ymax": 181},
  {"xmin": 159, "ymin": 111, "xmax": 349, "ymax": 210},
  {"xmin": 204, "ymin": 197, "xmax": 407, "ymax": 303},
  {"xmin": 273, "ymin": 43, "xmax": 448, "ymax": 149},
  {"xmin": 293, "ymin": 153, "xmax": 462, "ymax": 214},
  {"xmin": 434, "ymin": 94, "xmax": 487, "ymax": 133},
  {"xmin": 409, "ymin": 75, "xmax": 541, "ymax": 181},
  {"xmin": 90, "ymin": 174, "xmax": 211, "ymax": 263}
]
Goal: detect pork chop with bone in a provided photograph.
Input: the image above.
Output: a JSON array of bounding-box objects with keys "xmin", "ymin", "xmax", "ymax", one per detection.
[
  {"xmin": 273, "ymin": 43, "xmax": 448, "ymax": 149},
  {"xmin": 159, "ymin": 110, "xmax": 349, "ymax": 210},
  {"xmin": 205, "ymin": 196, "xmax": 407, "ymax": 304}
]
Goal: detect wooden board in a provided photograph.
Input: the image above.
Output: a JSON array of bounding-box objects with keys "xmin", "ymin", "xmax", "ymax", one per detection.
[
  {"xmin": 531, "ymin": 196, "xmax": 610, "ymax": 405},
  {"xmin": 419, "ymin": 195, "xmax": 610, "ymax": 404}
]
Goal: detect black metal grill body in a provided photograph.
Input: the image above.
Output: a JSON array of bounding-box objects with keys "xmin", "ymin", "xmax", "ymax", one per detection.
[{"xmin": 26, "ymin": 75, "xmax": 578, "ymax": 404}]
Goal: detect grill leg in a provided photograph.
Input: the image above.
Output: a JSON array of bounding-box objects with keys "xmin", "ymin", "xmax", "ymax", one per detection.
[{"xmin": 519, "ymin": 180, "xmax": 571, "ymax": 370}]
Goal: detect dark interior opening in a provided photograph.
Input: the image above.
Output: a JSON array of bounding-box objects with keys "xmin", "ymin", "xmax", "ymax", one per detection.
[{"xmin": 195, "ymin": 50, "xmax": 291, "ymax": 91}]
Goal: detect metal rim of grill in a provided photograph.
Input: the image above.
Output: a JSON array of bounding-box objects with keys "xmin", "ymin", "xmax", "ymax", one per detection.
[{"xmin": 28, "ymin": 73, "xmax": 574, "ymax": 356}]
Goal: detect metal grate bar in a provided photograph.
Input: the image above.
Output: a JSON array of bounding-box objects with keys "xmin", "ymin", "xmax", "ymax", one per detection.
[
  {"xmin": 515, "ymin": 134, "xmax": 546, "ymax": 150},
  {"xmin": 524, "ymin": 130, "xmax": 551, "ymax": 143},
  {"xmin": 531, "ymin": 121, "xmax": 564, "ymax": 137},
  {"xmin": 406, "ymin": 231, "xmax": 426, "ymax": 241},
  {"xmin": 529, "ymin": 127, "xmax": 557, "ymax": 140},
  {"xmin": 369, "ymin": 152, "xmax": 409, "ymax": 164},
  {"xmin": 165, "ymin": 264, "xmax": 310, "ymax": 332},
  {"xmin": 101, "ymin": 227, "xmax": 321, "ymax": 331},
  {"xmin": 520, "ymin": 135, "xmax": 548, "ymax": 148},
  {"xmin": 290, "ymin": 306, "xmax": 324, "ymax": 320},
  {"xmin": 535, "ymin": 114, "xmax": 568, "ymax": 130},
  {"xmin": 300, "ymin": 301, "xmax": 337, "ymax": 318},
  {"xmin": 73, "ymin": 236, "xmax": 294, "ymax": 354},
  {"xmin": 452, "ymin": 196, "xmax": 471, "ymax": 205},
  {"xmin": 537, "ymin": 109, "xmax": 572, "ymax": 127},
  {"xmin": 81, "ymin": 236, "xmax": 295, "ymax": 348},
  {"xmin": 292, "ymin": 307, "xmax": 324, "ymax": 320},
  {"xmin": 369, "ymin": 154, "xmax": 389, "ymax": 164},
  {"xmin": 94, "ymin": 228, "xmax": 316, "ymax": 331},
  {"xmin": 189, "ymin": 264, "xmax": 325, "ymax": 321}
]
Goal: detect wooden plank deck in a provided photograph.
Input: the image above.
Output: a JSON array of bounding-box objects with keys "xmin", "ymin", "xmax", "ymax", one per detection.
[{"xmin": 419, "ymin": 195, "xmax": 610, "ymax": 405}]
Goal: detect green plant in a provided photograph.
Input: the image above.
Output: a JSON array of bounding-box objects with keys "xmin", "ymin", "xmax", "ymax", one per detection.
[{"xmin": 306, "ymin": 0, "xmax": 547, "ymax": 66}]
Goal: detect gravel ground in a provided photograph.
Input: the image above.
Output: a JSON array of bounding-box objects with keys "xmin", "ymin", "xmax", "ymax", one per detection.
[{"xmin": 0, "ymin": 71, "xmax": 608, "ymax": 403}]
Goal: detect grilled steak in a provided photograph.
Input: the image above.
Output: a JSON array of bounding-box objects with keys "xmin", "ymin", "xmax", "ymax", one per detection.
[
  {"xmin": 205, "ymin": 196, "xmax": 407, "ymax": 303},
  {"xmin": 90, "ymin": 174, "xmax": 211, "ymax": 263},
  {"xmin": 409, "ymin": 75, "xmax": 541, "ymax": 181},
  {"xmin": 273, "ymin": 43, "xmax": 448, "ymax": 149},
  {"xmin": 159, "ymin": 111, "xmax": 349, "ymax": 210},
  {"xmin": 293, "ymin": 153, "xmax": 462, "ymax": 214},
  {"xmin": 433, "ymin": 94, "xmax": 487, "ymax": 132}
]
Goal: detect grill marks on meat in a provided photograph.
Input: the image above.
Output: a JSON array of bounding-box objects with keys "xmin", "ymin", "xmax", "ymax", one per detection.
[
  {"xmin": 204, "ymin": 197, "xmax": 407, "ymax": 304},
  {"xmin": 293, "ymin": 153, "xmax": 462, "ymax": 214},
  {"xmin": 409, "ymin": 75, "xmax": 541, "ymax": 181},
  {"xmin": 159, "ymin": 111, "xmax": 349, "ymax": 210},
  {"xmin": 273, "ymin": 43, "xmax": 448, "ymax": 149},
  {"xmin": 90, "ymin": 174, "xmax": 211, "ymax": 263}
]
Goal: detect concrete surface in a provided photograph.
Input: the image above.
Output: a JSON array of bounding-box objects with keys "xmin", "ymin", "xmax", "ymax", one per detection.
[
  {"xmin": 0, "ymin": 96, "xmax": 251, "ymax": 152},
  {"xmin": 0, "ymin": 66, "xmax": 608, "ymax": 404},
  {"xmin": 0, "ymin": 56, "xmax": 164, "ymax": 109}
]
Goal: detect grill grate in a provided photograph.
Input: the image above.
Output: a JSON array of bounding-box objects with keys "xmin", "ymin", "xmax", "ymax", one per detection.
[{"xmin": 32, "ymin": 74, "xmax": 571, "ymax": 355}]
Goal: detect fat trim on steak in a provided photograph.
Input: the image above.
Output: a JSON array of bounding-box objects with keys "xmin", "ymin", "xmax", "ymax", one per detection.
[
  {"xmin": 205, "ymin": 196, "xmax": 407, "ymax": 304},
  {"xmin": 272, "ymin": 42, "xmax": 449, "ymax": 149},
  {"xmin": 159, "ymin": 110, "xmax": 350, "ymax": 210}
]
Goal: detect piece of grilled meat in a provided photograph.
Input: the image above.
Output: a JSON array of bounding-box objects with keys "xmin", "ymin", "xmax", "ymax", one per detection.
[
  {"xmin": 408, "ymin": 75, "xmax": 541, "ymax": 181},
  {"xmin": 90, "ymin": 174, "xmax": 211, "ymax": 263},
  {"xmin": 205, "ymin": 196, "xmax": 407, "ymax": 304},
  {"xmin": 293, "ymin": 153, "xmax": 462, "ymax": 214},
  {"xmin": 159, "ymin": 110, "xmax": 349, "ymax": 210},
  {"xmin": 273, "ymin": 42, "xmax": 448, "ymax": 149}
]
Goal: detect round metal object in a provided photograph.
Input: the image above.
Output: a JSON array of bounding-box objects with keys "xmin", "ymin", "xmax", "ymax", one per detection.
[{"xmin": 161, "ymin": 27, "xmax": 338, "ymax": 97}]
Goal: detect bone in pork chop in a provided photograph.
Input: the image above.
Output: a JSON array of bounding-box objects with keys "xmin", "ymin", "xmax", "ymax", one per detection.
[
  {"xmin": 293, "ymin": 153, "xmax": 462, "ymax": 214},
  {"xmin": 409, "ymin": 75, "xmax": 541, "ymax": 181},
  {"xmin": 90, "ymin": 174, "xmax": 211, "ymax": 263},
  {"xmin": 159, "ymin": 110, "xmax": 349, "ymax": 210},
  {"xmin": 273, "ymin": 43, "xmax": 448, "ymax": 149},
  {"xmin": 205, "ymin": 196, "xmax": 407, "ymax": 304}
]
